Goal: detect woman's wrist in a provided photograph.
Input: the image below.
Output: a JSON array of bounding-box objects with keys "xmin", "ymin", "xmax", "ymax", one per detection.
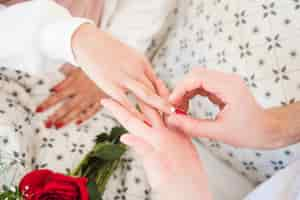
[
  {"xmin": 71, "ymin": 23, "xmax": 99, "ymax": 62},
  {"xmin": 153, "ymin": 187, "xmax": 210, "ymax": 200},
  {"xmin": 151, "ymin": 170, "xmax": 212, "ymax": 200}
]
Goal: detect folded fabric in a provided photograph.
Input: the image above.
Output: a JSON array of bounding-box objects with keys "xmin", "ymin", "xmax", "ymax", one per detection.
[{"xmin": 245, "ymin": 160, "xmax": 300, "ymax": 200}]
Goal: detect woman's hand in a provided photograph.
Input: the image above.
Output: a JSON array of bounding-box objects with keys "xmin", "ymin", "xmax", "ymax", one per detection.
[
  {"xmin": 72, "ymin": 24, "xmax": 173, "ymax": 116},
  {"xmin": 36, "ymin": 64, "xmax": 105, "ymax": 129},
  {"xmin": 102, "ymin": 99, "xmax": 212, "ymax": 200},
  {"xmin": 166, "ymin": 68, "xmax": 286, "ymax": 149},
  {"xmin": 37, "ymin": 24, "xmax": 172, "ymax": 129}
]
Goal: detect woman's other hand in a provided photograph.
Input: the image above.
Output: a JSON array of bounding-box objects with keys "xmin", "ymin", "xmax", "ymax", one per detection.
[
  {"xmin": 36, "ymin": 64, "xmax": 105, "ymax": 129},
  {"xmin": 102, "ymin": 98, "xmax": 212, "ymax": 200},
  {"xmin": 166, "ymin": 68, "xmax": 285, "ymax": 149}
]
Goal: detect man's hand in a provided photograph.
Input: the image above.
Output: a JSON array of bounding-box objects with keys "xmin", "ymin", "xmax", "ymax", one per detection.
[{"xmin": 166, "ymin": 68, "xmax": 300, "ymax": 149}]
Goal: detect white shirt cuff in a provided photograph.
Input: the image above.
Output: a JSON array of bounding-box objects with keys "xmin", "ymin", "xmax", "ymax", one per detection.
[
  {"xmin": 0, "ymin": 4, "xmax": 6, "ymax": 10},
  {"xmin": 39, "ymin": 17, "xmax": 93, "ymax": 66}
]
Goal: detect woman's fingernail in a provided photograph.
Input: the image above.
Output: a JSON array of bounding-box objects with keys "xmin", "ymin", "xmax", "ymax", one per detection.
[
  {"xmin": 44, "ymin": 120, "xmax": 52, "ymax": 129},
  {"xmin": 55, "ymin": 121, "xmax": 64, "ymax": 129},
  {"xmin": 143, "ymin": 120, "xmax": 152, "ymax": 127},
  {"xmin": 36, "ymin": 106, "xmax": 44, "ymax": 113},
  {"xmin": 175, "ymin": 108, "xmax": 187, "ymax": 115},
  {"xmin": 49, "ymin": 88, "xmax": 56, "ymax": 92},
  {"xmin": 76, "ymin": 120, "xmax": 82, "ymax": 125},
  {"xmin": 50, "ymin": 83, "xmax": 61, "ymax": 92}
]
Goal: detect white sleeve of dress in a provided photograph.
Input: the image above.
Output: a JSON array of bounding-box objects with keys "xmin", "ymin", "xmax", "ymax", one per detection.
[
  {"xmin": 37, "ymin": 0, "xmax": 93, "ymax": 66},
  {"xmin": 0, "ymin": 4, "xmax": 5, "ymax": 10},
  {"xmin": 104, "ymin": 0, "xmax": 177, "ymax": 54},
  {"xmin": 0, "ymin": 0, "xmax": 92, "ymax": 70}
]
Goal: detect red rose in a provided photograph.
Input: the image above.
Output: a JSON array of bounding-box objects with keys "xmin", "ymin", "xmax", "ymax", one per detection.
[{"xmin": 19, "ymin": 169, "xmax": 89, "ymax": 200}]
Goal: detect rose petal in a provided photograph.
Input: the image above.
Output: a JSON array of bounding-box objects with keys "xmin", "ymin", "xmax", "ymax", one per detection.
[
  {"xmin": 77, "ymin": 177, "xmax": 89, "ymax": 200},
  {"xmin": 20, "ymin": 169, "xmax": 89, "ymax": 200},
  {"xmin": 19, "ymin": 169, "xmax": 53, "ymax": 197}
]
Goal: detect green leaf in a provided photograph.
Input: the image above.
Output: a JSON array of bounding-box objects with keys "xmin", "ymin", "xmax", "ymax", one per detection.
[
  {"xmin": 84, "ymin": 159, "xmax": 104, "ymax": 178},
  {"xmin": 2, "ymin": 185, "xmax": 10, "ymax": 192},
  {"xmin": 87, "ymin": 181, "xmax": 102, "ymax": 200},
  {"xmin": 96, "ymin": 160, "xmax": 120, "ymax": 193},
  {"xmin": 95, "ymin": 133, "xmax": 110, "ymax": 143},
  {"xmin": 109, "ymin": 127, "xmax": 127, "ymax": 143},
  {"xmin": 0, "ymin": 186, "xmax": 22, "ymax": 200},
  {"xmin": 95, "ymin": 163, "xmax": 112, "ymax": 191},
  {"xmin": 72, "ymin": 125, "xmax": 128, "ymax": 200},
  {"xmin": 92, "ymin": 144, "xmax": 127, "ymax": 161},
  {"xmin": 70, "ymin": 154, "xmax": 92, "ymax": 176}
]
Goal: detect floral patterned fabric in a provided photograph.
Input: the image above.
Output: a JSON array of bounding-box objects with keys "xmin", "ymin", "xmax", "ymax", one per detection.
[
  {"xmin": 152, "ymin": 0, "xmax": 300, "ymax": 184},
  {"xmin": 0, "ymin": 67, "xmax": 152, "ymax": 200},
  {"xmin": 1, "ymin": 0, "xmax": 300, "ymax": 196}
]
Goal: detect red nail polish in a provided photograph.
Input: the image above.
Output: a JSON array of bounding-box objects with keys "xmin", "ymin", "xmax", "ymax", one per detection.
[
  {"xmin": 36, "ymin": 106, "xmax": 44, "ymax": 113},
  {"xmin": 76, "ymin": 120, "xmax": 82, "ymax": 125},
  {"xmin": 49, "ymin": 87, "xmax": 56, "ymax": 92},
  {"xmin": 44, "ymin": 120, "xmax": 52, "ymax": 129},
  {"xmin": 143, "ymin": 120, "xmax": 152, "ymax": 127},
  {"xmin": 175, "ymin": 108, "xmax": 187, "ymax": 115},
  {"xmin": 51, "ymin": 83, "xmax": 61, "ymax": 92},
  {"xmin": 55, "ymin": 121, "xmax": 64, "ymax": 129}
]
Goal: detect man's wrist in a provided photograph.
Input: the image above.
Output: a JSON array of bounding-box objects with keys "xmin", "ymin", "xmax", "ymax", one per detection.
[{"xmin": 263, "ymin": 107, "xmax": 297, "ymax": 148}]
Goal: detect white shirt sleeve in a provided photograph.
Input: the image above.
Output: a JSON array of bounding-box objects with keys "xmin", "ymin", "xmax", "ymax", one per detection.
[
  {"xmin": 0, "ymin": 0, "xmax": 92, "ymax": 73},
  {"xmin": 0, "ymin": 4, "xmax": 5, "ymax": 10},
  {"xmin": 244, "ymin": 160, "xmax": 300, "ymax": 200}
]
